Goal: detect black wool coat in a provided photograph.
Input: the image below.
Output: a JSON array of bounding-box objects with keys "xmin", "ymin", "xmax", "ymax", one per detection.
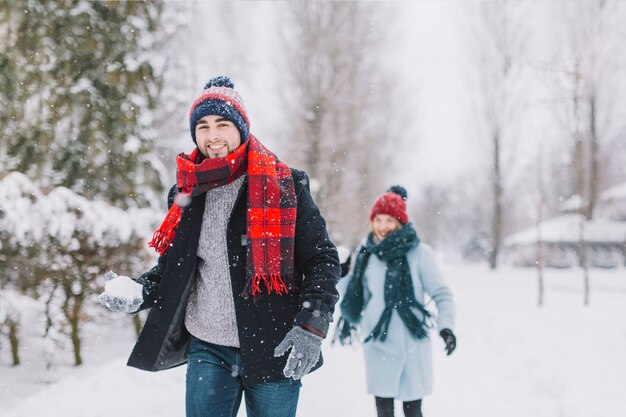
[{"xmin": 127, "ymin": 169, "xmax": 340, "ymax": 385}]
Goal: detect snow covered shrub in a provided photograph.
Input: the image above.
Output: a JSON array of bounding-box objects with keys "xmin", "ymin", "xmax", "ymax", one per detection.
[
  {"xmin": 0, "ymin": 172, "xmax": 158, "ymax": 365},
  {"xmin": 0, "ymin": 288, "xmax": 43, "ymax": 366}
]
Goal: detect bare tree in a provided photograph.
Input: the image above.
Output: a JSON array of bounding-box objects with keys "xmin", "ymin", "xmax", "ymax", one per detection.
[
  {"xmin": 557, "ymin": 0, "xmax": 626, "ymax": 220},
  {"xmin": 535, "ymin": 142, "xmax": 546, "ymax": 306},
  {"xmin": 276, "ymin": 1, "xmax": 405, "ymax": 246},
  {"xmin": 465, "ymin": 1, "xmax": 528, "ymax": 269},
  {"xmin": 548, "ymin": 0, "xmax": 626, "ymax": 305}
]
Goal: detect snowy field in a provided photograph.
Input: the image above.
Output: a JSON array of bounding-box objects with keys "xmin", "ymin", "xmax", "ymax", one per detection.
[{"xmin": 1, "ymin": 263, "xmax": 625, "ymax": 417}]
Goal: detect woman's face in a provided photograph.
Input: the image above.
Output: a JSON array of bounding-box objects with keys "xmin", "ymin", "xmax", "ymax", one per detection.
[{"xmin": 371, "ymin": 214, "xmax": 402, "ymax": 241}]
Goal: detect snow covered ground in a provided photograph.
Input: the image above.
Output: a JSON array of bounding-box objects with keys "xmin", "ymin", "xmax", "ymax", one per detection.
[{"xmin": 1, "ymin": 263, "xmax": 625, "ymax": 417}]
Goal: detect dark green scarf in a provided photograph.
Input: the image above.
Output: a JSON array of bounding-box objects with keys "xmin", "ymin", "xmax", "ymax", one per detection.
[{"xmin": 335, "ymin": 223, "xmax": 431, "ymax": 344}]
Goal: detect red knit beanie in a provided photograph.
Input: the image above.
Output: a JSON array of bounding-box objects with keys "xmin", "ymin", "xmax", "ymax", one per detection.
[{"xmin": 369, "ymin": 185, "xmax": 408, "ymax": 225}]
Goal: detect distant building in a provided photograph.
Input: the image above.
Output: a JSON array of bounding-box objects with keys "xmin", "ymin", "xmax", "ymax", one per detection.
[
  {"xmin": 559, "ymin": 181, "xmax": 626, "ymax": 220},
  {"xmin": 504, "ymin": 181, "xmax": 626, "ymax": 269}
]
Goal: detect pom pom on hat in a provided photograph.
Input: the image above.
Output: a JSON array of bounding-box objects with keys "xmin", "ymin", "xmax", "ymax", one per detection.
[
  {"xmin": 369, "ymin": 185, "xmax": 409, "ymax": 224},
  {"xmin": 387, "ymin": 185, "xmax": 408, "ymax": 200},
  {"xmin": 189, "ymin": 75, "xmax": 250, "ymax": 144},
  {"xmin": 204, "ymin": 76, "xmax": 234, "ymax": 90}
]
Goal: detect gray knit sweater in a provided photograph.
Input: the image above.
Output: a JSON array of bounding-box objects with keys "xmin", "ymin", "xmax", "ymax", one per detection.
[{"xmin": 184, "ymin": 175, "xmax": 245, "ymax": 347}]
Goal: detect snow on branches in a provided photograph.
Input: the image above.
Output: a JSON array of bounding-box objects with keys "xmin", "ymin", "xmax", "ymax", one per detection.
[{"xmin": 0, "ymin": 172, "xmax": 160, "ymax": 365}]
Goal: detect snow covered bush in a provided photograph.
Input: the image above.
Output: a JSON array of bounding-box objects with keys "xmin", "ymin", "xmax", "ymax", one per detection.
[
  {"xmin": 0, "ymin": 288, "xmax": 43, "ymax": 366},
  {"xmin": 0, "ymin": 172, "xmax": 159, "ymax": 365}
]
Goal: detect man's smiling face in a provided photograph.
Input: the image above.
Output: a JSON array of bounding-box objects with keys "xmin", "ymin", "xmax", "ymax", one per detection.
[{"xmin": 195, "ymin": 115, "xmax": 242, "ymax": 158}]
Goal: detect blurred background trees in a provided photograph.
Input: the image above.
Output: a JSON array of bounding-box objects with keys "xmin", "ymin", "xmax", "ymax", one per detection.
[
  {"xmin": 276, "ymin": 0, "xmax": 405, "ymax": 246},
  {"xmin": 0, "ymin": 0, "xmax": 167, "ymax": 206},
  {"xmin": 0, "ymin": 0, "xmax": 167, "ymax": 365}
]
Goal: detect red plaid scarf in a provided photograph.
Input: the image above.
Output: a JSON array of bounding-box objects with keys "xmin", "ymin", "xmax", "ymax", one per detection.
[{"xmin": 149, "ymin": 135, "xmax": 297, "ymax": 298}]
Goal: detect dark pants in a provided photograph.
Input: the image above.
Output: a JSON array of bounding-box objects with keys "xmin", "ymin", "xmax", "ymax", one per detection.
[
  {"xmin": 375, "ymin": 397, "xmax": 423, "ymax": 417},
  {"xmin": 186, "ymin": 337, "xmax": 301, "ymax": 417}
]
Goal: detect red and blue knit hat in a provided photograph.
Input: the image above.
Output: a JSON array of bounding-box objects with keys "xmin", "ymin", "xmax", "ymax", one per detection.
[
  {"xmin": 369, "ymin": 185, "xmax": 409, "ymax": 224},
  {"xmin": 189, "ymin": 76, "xmax": 250, "ymax": 144}
]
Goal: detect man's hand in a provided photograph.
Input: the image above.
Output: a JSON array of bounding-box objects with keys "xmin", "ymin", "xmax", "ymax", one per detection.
[
  {"xmin": 98, "ymin": 271, "xmax": 143, "ymax": 314},
  {"xmin": 439, "ymin": 328, "xmax": 456, "ymax": 356},
  {"xmin": 274, "ymin": 326, "xmax": 322, "ymax": 380}
]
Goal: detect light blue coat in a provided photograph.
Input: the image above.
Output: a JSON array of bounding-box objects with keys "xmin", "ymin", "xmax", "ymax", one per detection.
[{"xmin": 338, "ymin": 242, "xmax": 455, "ymax": 401}]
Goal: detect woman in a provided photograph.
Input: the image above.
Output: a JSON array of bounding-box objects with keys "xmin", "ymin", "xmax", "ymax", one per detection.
[{"xmin": 336, "ymin": 186, "xmax": 456, "ymax": 417}]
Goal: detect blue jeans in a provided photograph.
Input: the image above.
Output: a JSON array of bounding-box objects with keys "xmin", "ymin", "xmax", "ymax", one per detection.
[{"xmin": 186, "ymin": 336, "xmax": 301, "ymax": 417}]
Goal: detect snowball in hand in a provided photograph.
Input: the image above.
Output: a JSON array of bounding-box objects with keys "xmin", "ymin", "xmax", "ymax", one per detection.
[{"xmin": 98, "ymin": 271, "xmax": 143, "ymax": 313}]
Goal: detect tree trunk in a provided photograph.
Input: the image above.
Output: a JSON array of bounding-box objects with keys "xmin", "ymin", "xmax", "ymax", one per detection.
[
  {"xmin": 69, "ymin": 295, "xmax": 83, "ymax": 366},
  {"xmin": 572, "ymin": 62, "xmax": 586, "ymax": 225},
  {"xmin": 490, "ymin": 131, "xmax": 503, "ymax": 270},
  {"xmin": 8, "ymin": 320, "xmax": 20, "ymax": 366},
  {"xmin": 579, "ymin": 217, "xmax": 590, "ymax": 306},
  {"xmin": 586, "ymin": 94, "xmax": 599, "ymax": 220},
  {"xmin": 305, "ymin": 105, "xmax": 323, "ymax": 203},
  {"xmin": 62, "ymin": 285, "xmax": 85, "ymax": 367},
  {"xmin": 536, "ymin": 147, "xmax": 545, "ymax": 307}
]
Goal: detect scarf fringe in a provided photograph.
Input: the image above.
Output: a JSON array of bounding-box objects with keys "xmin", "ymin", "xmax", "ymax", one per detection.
[
  {"xmin": 398, "ymin": 304, "xmax": 432, "ymax": 339},
  {"xmin": 148, "ymin": 203, "xmax": 183, "ymax": 255},
  {"xmin": 241, "ymin": 273, "xmax": 289, "ymax": 298},
  {"xmin": 364, "ymin": 307, "xmax": 393, "ymax": 342},
  {"xmin": 333, "ymin": 316, "xmax": 359, "ymax": 346},
  {"xmin": 365, "ymin": 306, "xmax": 432, "ymax": 343}
]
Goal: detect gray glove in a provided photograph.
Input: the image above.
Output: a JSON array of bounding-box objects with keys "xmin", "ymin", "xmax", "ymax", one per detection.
[
  {"xmin": 98, "ymin": 271, "xmax": 143, "ymax": 314},
  {"xmin": 274, "ymin": 326, "xmax": 323, "ymax": 380}
]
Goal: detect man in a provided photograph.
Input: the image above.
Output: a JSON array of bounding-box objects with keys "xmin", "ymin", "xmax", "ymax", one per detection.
[{"xmin": 99, "ymin": 76, "xmax": 340, "ymax": 417}]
